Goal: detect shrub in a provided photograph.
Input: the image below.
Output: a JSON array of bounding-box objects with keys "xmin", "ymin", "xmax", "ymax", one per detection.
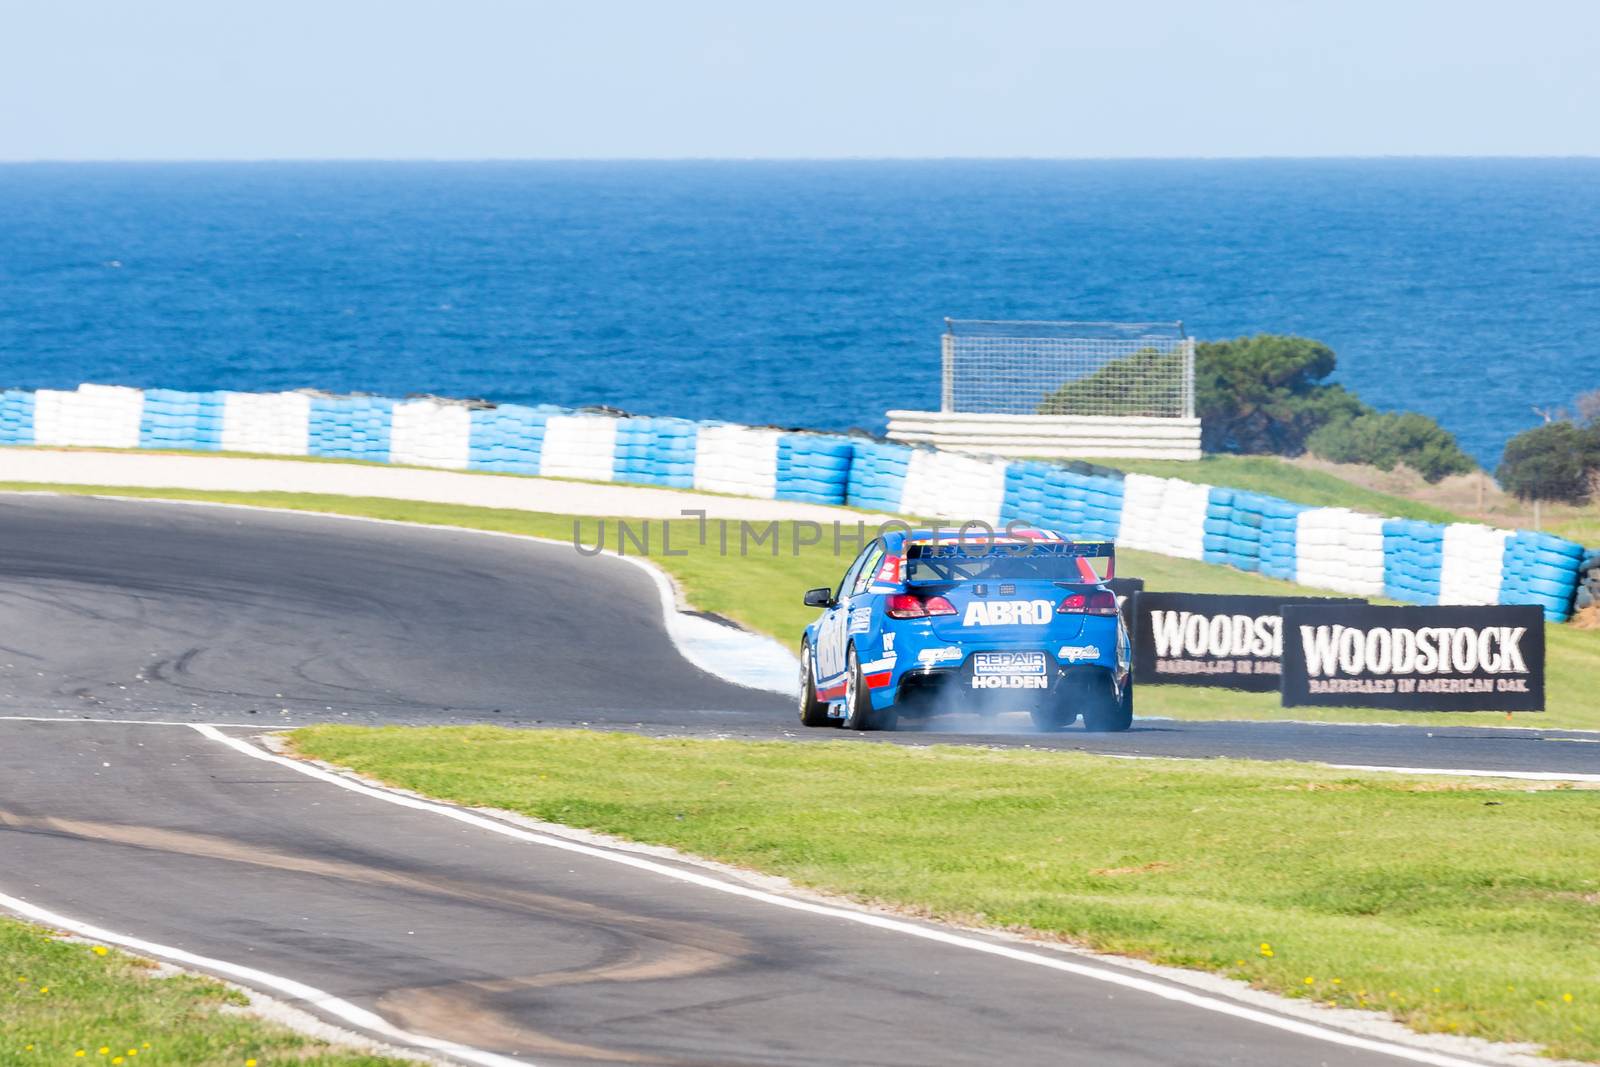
[
  {"xmin": 1306, "ymin": 411, "xmax": 1477, "ymax": 483},
  {"xmin": 1193, "ymin": 335, "xmax": 1367, "ymax": 454},
  {"xmin": 1497, "ymin": 422, "xmax": 1600, "ymax": 505},
  {"xmin": 1036, "ymin": 346, "xmax": 1187, "ymax": 417}
]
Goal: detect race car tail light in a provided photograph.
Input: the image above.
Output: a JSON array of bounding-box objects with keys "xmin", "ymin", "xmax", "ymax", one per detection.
[
  {"xmin": 885, "ymin": 593, "xmax": 958, "ymax": 619},
  {"xmin": 874, "ymin": 554, "xmax": 904, "ymax": 585},
  {"xmin": 1057, "ymin": 590, "xmax": 1118, "ymax": 616}
]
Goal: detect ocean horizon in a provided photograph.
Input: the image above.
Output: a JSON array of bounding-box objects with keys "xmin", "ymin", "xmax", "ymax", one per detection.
[{"xmin": 3, "ymin": 157, "xmax": 1596, "ymax": 466}]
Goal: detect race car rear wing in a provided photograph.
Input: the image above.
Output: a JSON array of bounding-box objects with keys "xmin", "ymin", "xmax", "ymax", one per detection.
[{"xmin": 904, "ymin": 540, "xmax": 1115, "ymax": 585}]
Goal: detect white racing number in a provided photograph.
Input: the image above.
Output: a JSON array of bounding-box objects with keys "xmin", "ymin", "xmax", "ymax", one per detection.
[{"xmin": 816, "ymin": 600, "xmax": 851, "ymax": 681}]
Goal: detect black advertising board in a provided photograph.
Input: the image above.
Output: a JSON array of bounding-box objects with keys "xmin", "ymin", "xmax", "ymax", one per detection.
[
  {"xmin": 1280, "ymin": 603, "xmax": 1545, "ymax": 711},
  {"xmin": 1131, "ymin": 592, "xmax": 1364, "ymax": 692}
]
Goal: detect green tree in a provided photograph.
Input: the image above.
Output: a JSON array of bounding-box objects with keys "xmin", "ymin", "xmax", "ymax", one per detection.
[
  {"xmin": 1306, "ymin": 411, "xmax": 1476, "ymax": 483},
  {"xmin": 1497, "ymin": 421, "xmax": 1600, "ymax": 505},
  {"xmin": 1036, "ymin": 346, "xmax": 1187, "ymax": 417},
  {"xmin": 1192, "ymin": 335, "xmax": 1367, "ymax": 454}
]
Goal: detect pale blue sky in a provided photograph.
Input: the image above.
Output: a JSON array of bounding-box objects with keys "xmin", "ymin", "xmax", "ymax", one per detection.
[{"xmin": 2, "ymin": 0, "xmax": 1597, "ymax": 160}]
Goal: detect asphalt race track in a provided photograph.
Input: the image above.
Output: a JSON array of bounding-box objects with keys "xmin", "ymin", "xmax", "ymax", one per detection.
[
  {"xmin": 1, "ymin": 494, "xmax": 1595, "ymax": 1066},
  {"xmin": 0, "ymin": 494, "xmax": 1593, "ymax": 773}
]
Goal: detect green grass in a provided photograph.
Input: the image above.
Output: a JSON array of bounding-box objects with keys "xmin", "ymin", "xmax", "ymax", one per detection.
[
  {"xmin": 290, "ymin": 726, "xmax": 1600, "ymax": 1062},
  {"xmin": 0, "ymin": 919, "xmax": 408, "ymax": 1066},
  {"xmin": 5, "ymin": 481, "xmax": 1596, "ymax": 731},
  {"xmin": 1093, "ymin": 455, "xmax": 1465, "ymax": 523}
]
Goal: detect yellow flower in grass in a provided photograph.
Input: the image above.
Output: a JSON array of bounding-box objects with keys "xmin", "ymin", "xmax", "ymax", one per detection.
[
  {"xmin": 1564, "ymin": 993, "xmax": 1574, "ymax": 1003},
  {"xmin": 75, "ymin": 1052, "xmax": 86, "ymax": 1059},
  {"xmin": 1304, "ymin": 977, "xmax": 1315, "ymax": 985},
  {"xmin": 99, "ymin": 1047, "xmax": 110, "ymax": 1056},
  {"xmin": 113, "ymin": 1059, "xmax": 123, "ymax": 1065},
  {"xmin": 92, "ymin": 946, "xmax": 108, "ymax": 957}
]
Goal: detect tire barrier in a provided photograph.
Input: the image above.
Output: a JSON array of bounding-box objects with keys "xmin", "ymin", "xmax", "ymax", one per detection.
[
  {"xmin": 615, "ymin": 416, "xmax": 699, "ymax": 488},
  {"xmin": 309, "ymin": 395, "xmax": 394, "ymax": 461},
  {"xmin": 999, "ymin": 462, "xmax": 1123, "ymax": 542},
  {"xmin": 1295, "ymin": 508, "xmax": 1388, "ymax": 598},
  {"xmin": 0, "ymin": 389, "xmax": 35, "ymax": 444},
  {"xmin": 221, "ymin": 391, "xmax": 312, "ymax": 455},
  {"xmin": 776, "ymin": 434, "xmax": 853, "ymax": 505},
  {"xmin": 844, "ymin": 441, "xmax": 913, "ymax": 513},
  {"xmin": 900, "ymin": 448, "xmax": 1009, "ymax": 526},
  {"xmin": 1201, "ymin": 488, "xmax": 1305, "ymax": 578},
  {"xmin": 468, "ymin": 403, "xmax": 555, "ymax": 475},
  {"xmin": 541, "ymin": 413, "xmax": 619, "ymax": 482},
  {"xmin": 2, "ymin": 383, "xmax": 1591, "ymax": 620},
  {"xmin": 34, "ymin": 384, "xmax": 144, "ymax": 449},
  {"xmin": 140, "ymin": 389, "xmax": 226, "ymax": 451},
  {"xmin": 389, "ymin": 398, "xmax": 473, "ymax": 470},
  {"xmin": 692, "ymin": 424, "xmax": 781, "ymax": 497},
  {"xmin": 1500, "ymin": 532, "xmax": 1586, "ymax": 621},
  {"xmin": 1575, "ymin": 551, "xmax": 1600, "ymax": 614},
  {"xmin": 1383, "ymin": 520, "xmax": 1446, "ymax": 605},
  {"xmin": 1438, "ymin": 524, "xmax": 1510, "ymax": 606},
  {"xmin": 1117, "ymin": 474, "xmax": 1209, "ymax": 560}
]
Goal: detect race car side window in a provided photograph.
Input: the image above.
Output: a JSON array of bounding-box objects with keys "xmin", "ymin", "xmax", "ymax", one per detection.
[
  {"xmin": 852, "ymin": 543, "xmax": 885, "ymax": 596},
  {"xmin": 836, "ymin": 541, "xmax": 876, "ymax": 600}
]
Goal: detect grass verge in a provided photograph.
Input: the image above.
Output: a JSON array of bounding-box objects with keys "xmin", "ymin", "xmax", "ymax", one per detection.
[
  {"xmin": 290, "ymin": 726, "xmax": 1600, "ymax": 1062},
  {"xmin": 3, "ymin": 481, "xmax": 1596, "ymax": 730},
  {"xmin": 1093, "ymin": 454, "xmax": 1465, "ymax": 523},
  {"xmin": 0, "ymin": 918, "xmax": 407, "ymax": 1066}
]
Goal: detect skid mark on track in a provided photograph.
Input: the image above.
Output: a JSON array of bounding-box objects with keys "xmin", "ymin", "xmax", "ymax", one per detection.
[{"xmin": 0, "ymin": 806, "xmax": 754, "ymax": 1064}]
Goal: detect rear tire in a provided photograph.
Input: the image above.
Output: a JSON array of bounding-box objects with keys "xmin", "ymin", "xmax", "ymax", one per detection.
[
  {"xmin": 1082, "ymin": 674, "xmax": 1133, "ymax": 733},
  {"xmin": 843, "ymin": 646, "xmax": 896, "ymax": 731},
  {"xmin": 1029, "ymin": 703, "xmax": 1074, "ymax": 731},
  {"xmin": 797, "ymin": 641, "xmax": 832, "ymax": 728}
]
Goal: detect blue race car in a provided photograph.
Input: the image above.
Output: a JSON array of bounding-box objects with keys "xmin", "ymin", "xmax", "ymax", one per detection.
[{"xmin": 798, "ymin": 528, "xmax": 1133, "ymax": 732}]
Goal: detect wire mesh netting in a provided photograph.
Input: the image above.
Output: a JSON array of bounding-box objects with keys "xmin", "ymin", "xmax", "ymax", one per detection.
[{"xmin": 941, "ymin": 320, "xmax": 1195, "ymax": 418}]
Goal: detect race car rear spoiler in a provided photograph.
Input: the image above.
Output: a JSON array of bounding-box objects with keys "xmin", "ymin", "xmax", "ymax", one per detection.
[{"xmin": 904, "ymin": 540, "xmax": 1115, "ymax": 584}]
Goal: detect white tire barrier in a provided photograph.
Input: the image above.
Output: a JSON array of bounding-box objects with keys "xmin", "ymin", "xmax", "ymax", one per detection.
[
  {"xmin": 899, "ymin": 448, "xmax": 1008, "ymax": 527},
  {"xmin": 1296, "ymin": 508, "xmax": 1387, "ymax": 597},
  {"xmin": 1116, "ymin": 474, "xmax": 1210, "ymax": 560},
  {"xmin": 389, "ymin": 399, "xmax": 473, "ymax": 470},
  {"xmin": 33, "ymin": 384, "xmax": 144, "ymax": 449},
  {"xmin": 693, "ymin": 424, "xmax": 781, "ymax": 498},
  {"xmin": 540, "ymin": 414, "xmax": 619, "ymax": 482},
  {"xmin": 1, "ymin": 382, "xmax": 1590, "ymax": 619},
  {"xmin": 221, "ymin": 391, "xmax": 312, "ymax": 456}
]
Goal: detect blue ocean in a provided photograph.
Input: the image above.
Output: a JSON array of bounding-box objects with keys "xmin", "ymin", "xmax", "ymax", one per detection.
[{"xmin": 1, "ymin": 159, "xmax": 1596, "ymax": 466}]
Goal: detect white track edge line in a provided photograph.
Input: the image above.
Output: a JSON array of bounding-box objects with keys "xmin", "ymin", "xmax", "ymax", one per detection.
[
  {"xmin": 191, "ymin": 724, "xmax": 1494, "ymax": 1067},
  {"xmin": 6, "ymin": 714, "xmax": 1592, "ymax": 784},
  {"xmin": 0, "ymin": 891, "xmax": 530, "ymax": 1067},
  {"xmin": 1322, "ymin": 763, "xmax": 1600, "ymax": 783}
]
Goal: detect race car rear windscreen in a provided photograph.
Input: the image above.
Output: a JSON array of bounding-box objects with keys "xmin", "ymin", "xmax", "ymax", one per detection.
[{"xmin": 905, "ymin": 542, "xmax": 1113, "ymax": 584}]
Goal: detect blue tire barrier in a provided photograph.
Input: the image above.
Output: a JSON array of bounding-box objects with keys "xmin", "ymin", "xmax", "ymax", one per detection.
[
  {"xmin": 0, "ymin": 389, "xmax": 36, "ymax": 444},
  {"xmin": 309, "ymin": 396, "xmax": 395, "ymax": 461},
  {"xmin": 615, "ymin": 416, "xmax": 699, "ymax": 488},
  {"xmin": 776, "ymin": 433, "xmax": 854, "ymax": 505},
  {"xmin": 139, "ymin": 389, "xmax": 226, "ymax": 451},
  {"xmin": 5, "ymin": 382, "xmax": 1593, "ymax": 621},
  {"xmin": 844, "ymin": 441, "xmax": 912, "ymax": 513},
  {"xmin": 468, "ymin": 404, "xmax": 556, "ymax": 475}
]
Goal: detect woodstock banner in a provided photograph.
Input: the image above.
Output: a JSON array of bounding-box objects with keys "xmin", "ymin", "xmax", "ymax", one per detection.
[
  {"xmin": 1131, "ymin": 592, "xmax": 1364, "ymax": 692},
  {"xmin": 1279, "ymin": 603, "xmax": 1545, "ymax": 711}
]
